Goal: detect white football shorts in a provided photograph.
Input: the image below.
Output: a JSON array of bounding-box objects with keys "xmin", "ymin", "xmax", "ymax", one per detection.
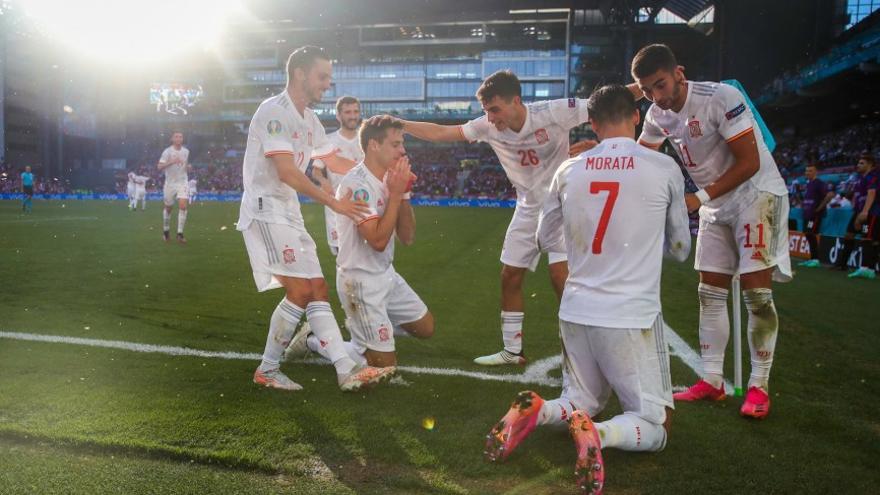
[
  {"xmin": 242, "ymin": 220, "xmax": 324, "ymax": 291},
  {"xmin": 337, "ymin": 266, "xmax": 428, "ymax": 353},
  {"xmin": 695, "ymin": 192, "xmax": 792, "ymax": 283},
  {"xmin": 558, "ymin": 315, "xmax": 673, "ymax": 426}
]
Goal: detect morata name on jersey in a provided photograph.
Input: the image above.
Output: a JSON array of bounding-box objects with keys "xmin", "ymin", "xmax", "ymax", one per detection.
[{"xmin": 585, "ymin": 156, "xmax": 635, "ymax": 170}]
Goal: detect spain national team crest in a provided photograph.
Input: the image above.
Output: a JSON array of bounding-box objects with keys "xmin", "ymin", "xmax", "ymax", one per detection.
[
  {"xmin": 688, "ymin": 120, "xmax": 703, "ymax": 138},
  {"xmin": 282, "ymin": 245, "xmax": 297, "ymax": 264},
  {"xmin": 378, "ymin": 325, "xmax": 390, "ymax": 342},
  {"xmin": 535, "ymin": 128, "xmax": 549, "ymax": 144},
  {"xmin": 377, "ymin": 198, "xmax": 384, "ymax": 208},
  {"xmin": 267, "ymin": 120, "xmax": 283, "ymax": 136}
]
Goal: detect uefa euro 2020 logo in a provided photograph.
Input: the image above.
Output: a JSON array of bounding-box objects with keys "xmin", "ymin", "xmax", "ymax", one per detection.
[{"xmin": 353, "ymin": 189, "xmax": 370, "ymax": 202}]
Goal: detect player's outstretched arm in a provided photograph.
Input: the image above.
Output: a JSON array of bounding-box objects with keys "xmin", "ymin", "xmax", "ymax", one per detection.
[
  {"xmin": 686, "ymin": 130, "xmax": 761, "ymax": 212},
  {"xmin": 664, "ymin": 172, "xmax": 692, "ymax": 262},
  {"xmin": 270, "ymin": 154, "xmax": 369, "ymax": 221},
  {"xmin": 400, "ymin": 120, "xmax": 466, "ymax": 143}
]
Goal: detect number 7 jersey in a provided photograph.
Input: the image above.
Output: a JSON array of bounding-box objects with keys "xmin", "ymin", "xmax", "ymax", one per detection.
[
  {"xmin": 538, "ymin": 137, "xmax": 691, "ymax": 329},
  {"xmin": 460, "ymin": 98, "xmax": 589, "ymax": 216}
]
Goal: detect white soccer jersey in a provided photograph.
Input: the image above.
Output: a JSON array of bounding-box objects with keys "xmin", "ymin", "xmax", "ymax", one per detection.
[
  {"xmin": 134, "ymin": 174, "xmax": 149, "ymax": 189},
  {"xmin": 460, "ymin": 98, "xmax": 589, "ymax": 216},
  {"xmin": 188, "ymin": 178, "xmax": 197, "ymax": 194},
  {"xmin": 639, "ymin": 81, "xmax": 787, "ymax": 223},
  {"xmin": 313, "ymin": 130, "xmax": 364, "ymax": 191},
  {"xmin": 538, "ymin": 137, "xmax": 691, "ymax": 328},
  {"xmin": 335, "ymin": 163, "xmax": 394, "ymax": 275},
  {"xmin": 127, "ymin": 172, "xmax": 136, "ymax": 189},
  {"xmin": 237, "ymin": 92, "xmax": 335, "ymax": 231},
  {"xmin": 159, "ymin": 146, "xmax": 189, "ymax": 185}
]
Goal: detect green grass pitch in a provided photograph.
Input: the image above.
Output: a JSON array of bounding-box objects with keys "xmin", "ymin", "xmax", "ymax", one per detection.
[{"xmin": 0, "ymin": 199, "xmax": 878, "ymax": 494}]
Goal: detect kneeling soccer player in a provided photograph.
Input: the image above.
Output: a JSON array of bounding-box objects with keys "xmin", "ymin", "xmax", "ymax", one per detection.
[
  {"xmin": 305, "ymin": 116, "xmax": 434, "ymax": 368},
  {"xmin": 484, "ymin": 85, "xmax": 691, "ymax": 494}
]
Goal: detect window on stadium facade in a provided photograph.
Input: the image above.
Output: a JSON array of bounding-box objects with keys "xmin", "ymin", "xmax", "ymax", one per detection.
[
  {"xmin": 334, "ymin": 64, "xmax": 425, "ymax": 79},
  {"xmin": 482, "ymin": 59, "xmax": 566, "ymax": 78},
  {"xmin": 427, "ymin": 81, "xmax": 481, "ymax": 98},
  {"xmin": 326, "ymin": 79, "xmax": 424, "ymax": 100},
  {"xmin": 426, "ymin": 62, "xmax": 481, "ymax": 79},
  {"xmin": 846, "ymin": 0, "xmax": 880, "ymax": 28}
]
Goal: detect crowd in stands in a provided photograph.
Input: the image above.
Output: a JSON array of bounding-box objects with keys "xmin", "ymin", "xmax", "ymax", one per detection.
[
  {"xmin": 775, "ymin": 120, "xmax": 878, "ymax": 208},
  {"xmin": 0, "ymin": 159, "xmax": 75, "ymax": 194}
]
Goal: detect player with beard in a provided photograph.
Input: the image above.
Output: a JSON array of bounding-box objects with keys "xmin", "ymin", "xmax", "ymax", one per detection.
[{"xmin": 310, "ymin": 96, "xmax": 365, "ymax": 256}]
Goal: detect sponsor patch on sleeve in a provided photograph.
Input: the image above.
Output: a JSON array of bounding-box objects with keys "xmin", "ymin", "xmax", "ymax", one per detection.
[
  {"xmin": 725, "ymin": 103, "xmax": 746, "ymax": 120},
  {"xmin": 568, "ymin": 98, "xmax": 576, "ymax": 108}
]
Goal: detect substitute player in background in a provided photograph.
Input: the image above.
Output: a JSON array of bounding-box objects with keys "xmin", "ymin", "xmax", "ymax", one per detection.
[
  {"xmin": 399, "ymin": 70, "xmax": 589, "ymax": 366},
  {"xmin": 21, "ymin": 166, "xmax": 34, "ymax": 213},
  {"xmin": 188, "ymin": 177, "xmax": 198, "ymax": 205},
  {"xmin": 310, "ymin": 95, "xmax": 364, "ymax": 255},
  {"xmin": 631, "ymin": 44, "xmax": 790, "ymax": 418},
  {"xmin": 238, "ymin": 45, "xmax": 394, "ymax": 392},
  {"xmin": 834, "ymin": 154, "xmax": 878, "ymax": 279},
  {"xmin": 798, "ymin": 163, "xmax": 834, "ymax": 268},
  {"xmin": 157, "ymin": 131, "xmax": 190, "ymax": 243},
  {"xmin": 328, "ymin": 116, "xmax": 433, "ymax": 367},
  {"xmin": 484, "ymin": 85, "xmax": 690, "ymax": 494}
]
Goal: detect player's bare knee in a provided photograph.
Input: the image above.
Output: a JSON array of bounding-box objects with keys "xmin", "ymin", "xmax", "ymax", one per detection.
[
  {"xmin": 501, "ymin": 265, "xmax": 525, "ymax": 289},
  {"xmin": 309, "ymin": 279, "xmax": 330, "ymax": 301},
  {"xmin": 740, "ymin": 268, "xmax": 773, "ymax": 290}
]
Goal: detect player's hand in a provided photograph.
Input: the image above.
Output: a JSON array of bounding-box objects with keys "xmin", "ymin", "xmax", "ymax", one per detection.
[
  {"xmin": 685, "ymin": 193, "xmax": 701, "ymax": 213},
  {"xmin": 405, "ymin": 172, "xmax": 417, "ymax": 193},
  {"xmin": 386, "ymin": 155, "xmax": 412, "ymax": 195},
  {"xmin": 569, "ymin": 139, "xmax": 598, "ymax": 157},
  {"xmin": 333, "ymin": 189, "xmax": 372, "ymax": 221},
  {"xmin": 855, "ymin": 212, "xmax": 867, "ymax": 228}
]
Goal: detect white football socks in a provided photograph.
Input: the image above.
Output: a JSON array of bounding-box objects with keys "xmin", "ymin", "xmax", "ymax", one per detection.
[
  {"xmin": 743, "ymin": 288, "xmax": 778, "ymax": 391},
  {"xmin": 162, "ymin": 209, "xmax": 171, "ymax": 231},
  {"xmin": 177, "ymin": 209, "xmax": 187, "ymax": 234},
  {"xmin": 306, "ymin": 301, "xmax": 357, "ymax": 375},
  {"xmin": 595, "ymin": 413, "xmax": 667, "ymax": 452},
  {"xmin": 538, "ymin": 398, "xmax": 574, "ymax": 426},
  {"xmin": 306, "ymin": 335, "xmax": 368, "ymax": 366},
  {"xmin": 501, "ymin": 311, "xmax": 524, "ymax": 355},
  {"xmin": 698, "ymin": 283, "xmax": 729, "ymax": 389},
  {"xmin": 258, "ymin": 299, "xmax": 303, "ymax": 372}
]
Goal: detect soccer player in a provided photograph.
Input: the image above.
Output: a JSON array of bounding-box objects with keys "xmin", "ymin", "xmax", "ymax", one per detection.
[
  {"xmin": 484, "ymin": 85, "xmax": 690, "ymax": 494},
  {"xmin": 398, "ymin": 70, "xmax": 590, "ymax": 366},
  {"xmin": 157, "ymin": 131, "xmax": 190, "ymax": 243},
  {"xmin": 20, "ymin": 166, "xmax": 34, "ymax": 213},
  {"xmin": 133, "ymin": 170, "xmax": 149, "ymax": 211},
  {"xmin": 21, "ymin": 165, "xmax": 34, "ymax": 213},
  {"xmin": 835, "ymin": 154, "xmax": 878, "ymax": 278},
  {"xmin": 631, "ymin": 44, "xmax": 790, "ymax": 418},
  {"xmin": 127, "ymin": 171, "xmax": 137, "ymax": 210},
  {"xmin": 187, "ymin": 177, "xmax": 198, "ymax": 205},
  {"xmin": 798, "ymin": 163, "xmax": 834, "ymax": 268},
  {"xmin": 238, "ymin": 45, "xmax": 395, "ymax": 392},
  {"xmin": 328, "ymin": 116, "xmax": 434, "ymax": 368},
  {"xmin": 310, "ymin": 96, "xmax": 365, "ymax": 256}
]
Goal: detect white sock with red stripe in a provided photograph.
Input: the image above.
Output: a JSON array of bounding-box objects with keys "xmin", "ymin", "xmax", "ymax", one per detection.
[
  {"xmin": 538, "ymin": 398, "xmax": 574, "ymax": 426},
  {"xmin": 501, "ymin": 311, "xmax": 524, "ymax": 354},
  {"xmin": 595, "ymin": 413, "xmax": 666, "ymax": 452}
]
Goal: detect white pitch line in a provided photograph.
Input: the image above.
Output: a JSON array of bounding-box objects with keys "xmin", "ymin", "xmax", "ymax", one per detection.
[{"xmin": 1, "ymin": 324, "xmax": 720, "ymax": 390}]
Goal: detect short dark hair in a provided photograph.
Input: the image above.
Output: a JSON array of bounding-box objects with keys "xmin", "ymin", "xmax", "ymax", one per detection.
[
  {"xmin": 336, "ymin": 95, "xmax": 360, "ymax": 114},
  {"xmin": 286, "ymin": 45, "xmax": 330, "ymax": 82},
  {"xmin": 359, "ymin": 115, "xmax": 404, "ymax": 151},
  {"xmin": 631, "ymin": 44, "xmax": 678, "ymax": 79},
  {"xmin": 859, "ymin": 153, "xmax": 875, "ymax": 165},
  {"xmin": 587, "ymin": 84, "xmax": 637, "ymax": 126},
  {"xmin": 476, "ymin": 70, "xmax": 521, "ymax": 103}
]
